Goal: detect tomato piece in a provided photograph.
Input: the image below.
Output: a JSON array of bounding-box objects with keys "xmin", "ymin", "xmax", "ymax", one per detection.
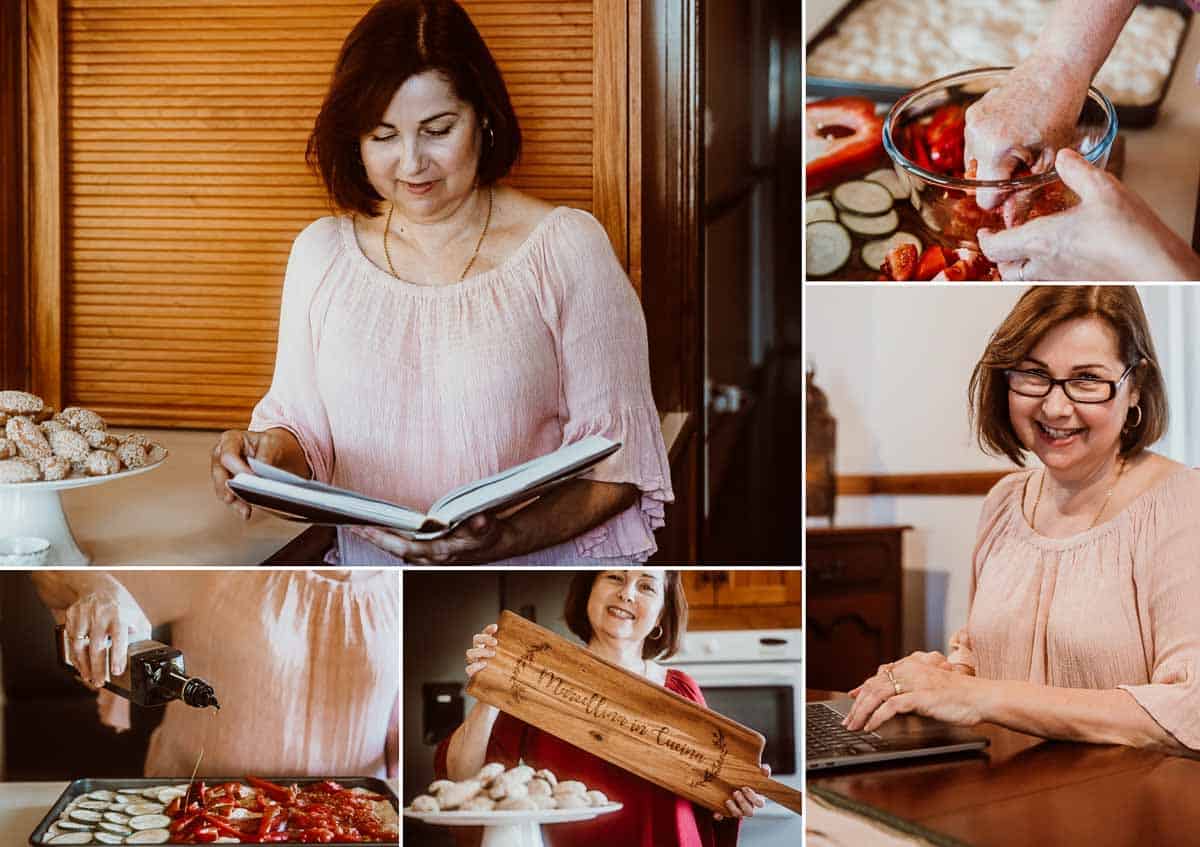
[{"xmin": 915, "ymin": 245, "xmax": 950, "ymax": 281}]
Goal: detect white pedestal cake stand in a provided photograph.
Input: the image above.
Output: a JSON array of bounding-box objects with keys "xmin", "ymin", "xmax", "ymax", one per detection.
[
  {"xmin": 0, "ymin": 457, "xmax": 167, "ymax": 565},
  {"xmin": 404, "ymin": 803, "xmax": 623, "ymax": 847}
]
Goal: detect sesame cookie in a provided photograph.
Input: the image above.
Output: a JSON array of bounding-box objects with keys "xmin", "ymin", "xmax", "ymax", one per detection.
[
  {"xmin": 0, "ymin": 390, "xmax": 43, "ymax": 416},
  {"xmin": 0, "ymin": 457, "xmax": 41, "ymax": 483},
  {"xmin": 6, "ymin": 416, "xmax": 53, "ymax": 460}
]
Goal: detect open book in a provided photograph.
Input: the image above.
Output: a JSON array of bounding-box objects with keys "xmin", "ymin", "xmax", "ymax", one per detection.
[{"xmin": 227, "ymin": 435, "xmax": 621, "ymax": 540}]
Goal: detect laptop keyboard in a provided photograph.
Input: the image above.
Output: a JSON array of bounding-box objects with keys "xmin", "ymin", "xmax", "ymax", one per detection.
[{"xmin": 807, "ymin": 702, "xmax": 888, "ymax": 758}]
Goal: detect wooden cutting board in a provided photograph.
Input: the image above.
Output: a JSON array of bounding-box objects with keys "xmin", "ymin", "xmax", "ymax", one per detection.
[{"xmin": 465, "ymin": 610, "xmax": 804, "ymax": 815}]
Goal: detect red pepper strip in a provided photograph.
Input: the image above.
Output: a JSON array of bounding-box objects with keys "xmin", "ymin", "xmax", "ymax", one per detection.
[
  {"xmin": 314, "ymin": 780, "xmax": 343, "ymax": 794},
  {"xmin": 191, "ymin": 826, "xmax": 220, "ymax": 844},
  {"xmin": 201, "ymin": 812, "xmax": 247, "ymax": 840},
  {"xmin": 805, "ymin": 96, "xmax": 885, "ymax": 193},
  {"xmin": 257, "ymin": 804, "xmax": 281, "ymax": 839},
  {"xmin": 223, "ymin": 781, "xmax": 242, "ymax": 801},
  {"xmin": 247, "ymin": 776, "xmax": 292, "ymax": 804},
  {"xmin": 170, "ymin": 811, "xmax": 204, "ymax": 834}
]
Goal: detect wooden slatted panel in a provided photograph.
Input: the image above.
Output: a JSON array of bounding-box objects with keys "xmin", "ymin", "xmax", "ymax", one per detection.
[{"xmin": 63, "ymin": 0, "xmax": 596, "ymax": 428}]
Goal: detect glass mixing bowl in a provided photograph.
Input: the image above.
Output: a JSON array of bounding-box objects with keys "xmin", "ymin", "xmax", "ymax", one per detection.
[{"xmin": 882, "ymin": 67, "xmax": 1117, "ymax": 248}]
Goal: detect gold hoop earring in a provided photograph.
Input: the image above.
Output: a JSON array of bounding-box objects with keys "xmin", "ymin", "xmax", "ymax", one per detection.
[{"xmin": 1126, "ymin": 405, "xmax": 1143, "ymax": 430}]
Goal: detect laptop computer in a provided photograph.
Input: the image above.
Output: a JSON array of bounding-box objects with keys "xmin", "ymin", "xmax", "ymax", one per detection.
[{"xmin": 807, "ymin": 697, "xmax": 989, "ymax": 771}]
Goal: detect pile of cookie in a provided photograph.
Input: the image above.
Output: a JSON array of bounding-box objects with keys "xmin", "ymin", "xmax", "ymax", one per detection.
[
  {"xmin": 410, "ymin": 763, "xmax": 609, "ymax": 813},
  {"xmin": 0, "ymin": 390, "xmax": 165, "ymax": 484}
]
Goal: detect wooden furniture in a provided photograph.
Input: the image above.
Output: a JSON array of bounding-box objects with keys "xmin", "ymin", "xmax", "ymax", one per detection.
[
  {"xmin": 683, "ymin": 570, "xmax": 802, "ymax": 630},
  {"xmin": 808, "ymin": 689, "xmax": 1200, "ymax": 847},
  {"xmin": 806, "ymin": 526, "xmax": 908, "ymax": 692},
  {"xmin": 466, "ymin": 611, "xmax": 804, "ymax": 814}
]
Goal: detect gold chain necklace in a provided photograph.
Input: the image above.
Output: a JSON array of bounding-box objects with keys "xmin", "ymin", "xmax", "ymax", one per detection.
[
  {"xmin": 1031, "ymin": 455, "xmax": 1127, "ymax": 533},
  {"xmin": 382, "ymin": 184, "xmax": 494, "ymax": 284}
]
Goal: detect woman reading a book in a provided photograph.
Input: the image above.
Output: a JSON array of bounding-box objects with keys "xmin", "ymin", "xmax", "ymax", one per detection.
[
  {"xmin": 208, "ymin": 0, "xmax": 672, "ymax": 564},
  {"xmin": 435, "ymin": 570, "xmax": 769, "ymax": 845},
  {"xmin": 841, "ymin": 286, "xmax": 1200, "ymax": 755}
]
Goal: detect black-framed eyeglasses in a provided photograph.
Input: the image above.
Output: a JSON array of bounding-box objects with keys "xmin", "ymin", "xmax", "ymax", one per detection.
[{"xmin": 1003, "ymin": 363, "xmax": 1138, "ymax": 403}]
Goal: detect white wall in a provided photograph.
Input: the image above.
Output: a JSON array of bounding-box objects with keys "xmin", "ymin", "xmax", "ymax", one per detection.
[{"xmin": 805, "ymin": 285, "xmax": 1190, "ymax": 655}]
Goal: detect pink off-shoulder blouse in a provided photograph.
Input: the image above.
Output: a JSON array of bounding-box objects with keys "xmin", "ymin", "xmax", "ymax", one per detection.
[
  {"xmin": 950, "ymin": 467, "xmax": 1200, "ymax": 750},
  {"xmin": 250, "ymin": 207, "xmax": 674, "ymax": 565}
]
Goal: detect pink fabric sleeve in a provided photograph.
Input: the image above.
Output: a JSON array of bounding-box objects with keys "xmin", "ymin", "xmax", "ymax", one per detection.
[
  {"xmin": 248, "ymin": 218, "xmax": 340, "ymax": 483},
  {"xmin": 539, "ymin": 210, "xmax": 674, "ymax": 561},
  {"xmin": 1118, "ymin": 476, "xmax": 1200, "ymax": 751}
]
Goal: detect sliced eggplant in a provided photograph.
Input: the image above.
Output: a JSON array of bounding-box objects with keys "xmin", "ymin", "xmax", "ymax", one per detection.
[
  {"xmin": 100, "ymin": 821, "xmax": 132, "ymax": 835},
  {"xmin": 77, "ymin": 800, "xmax": 110, "ymax": 811},
  {"xmin": 117, "ymin": 788, "xmax": 145, "ymax": 795},
  {"xmin": 47, "ymin": 835, "xmax": 93, "ymax": 845},
  {"xmin": 68, "ymin": 809, "xmax": 103, "ymax": 823},
  {"xmin": 865, "ymin": 168, "xmax": 908, "ymax": 200},
  {"xmin": 102, "ymin": 811, "xmax": 129, "ymax": 825},
  {"xmin": 125, "ymin": 830, "xmax": 171, "ymax": 844},
  {"xmin": 861, "ymin": 232, "xmax": 923, "ymax": 272},
  {"xmin": 96, "ymin": 835, "xmax": 126, "ymax": 845},
  {"xmin": 87, "ymin": 790, "xmax": 118, "ymax": 803},
  {"xmin": 806, "ymin": 220, "xmax": 853, "ymax": 277},
  {"xmin": 123, "ymin": 803, "xmax": 165, "ymax": 817},
  {"xmin": 129, "ymin": 814, "xmax": 171, "ymax": 831},
  {"xmin": 832, "ymin": 180, "xmax": 894, "ymax": 216},
  {"xmin": 805, "ymin": 198, "xmax": 837, "ymax": 224},
  {"xmin": 840, "ymin": 208, "xmax": 900, "ymax": 236}
]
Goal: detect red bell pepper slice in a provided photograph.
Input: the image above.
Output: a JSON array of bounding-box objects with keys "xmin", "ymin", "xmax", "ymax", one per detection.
[
  {"xmin": 805, "ymin": 97, "xmax": 885, "ymax": 193},
  {"xmin": 247, "ymin": 776, "xmax": 293, "ymax": 804}
]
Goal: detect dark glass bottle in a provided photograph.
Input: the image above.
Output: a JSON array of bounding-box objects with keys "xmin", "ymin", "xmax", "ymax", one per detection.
[{"xmin": 56, "ymin": 625, "xmax": 219, "ymax": 709}]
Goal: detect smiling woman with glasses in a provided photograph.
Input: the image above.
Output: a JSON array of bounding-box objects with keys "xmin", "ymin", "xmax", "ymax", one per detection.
[{"xmin": 841, "ymin": 286, "xmax": 1200, "ymax": 759}]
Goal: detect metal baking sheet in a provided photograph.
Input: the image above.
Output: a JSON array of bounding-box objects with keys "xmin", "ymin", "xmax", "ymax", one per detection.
[
  {"xmin": 805, "ymin": 0, "xmax": 1193, "ymax": 128},
  {"xmin": 28, "ymin": 777, "xmax": 400, "ymax": 846}
]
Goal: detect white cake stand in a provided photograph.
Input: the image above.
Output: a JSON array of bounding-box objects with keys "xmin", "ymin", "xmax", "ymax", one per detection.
[
  {"xmin": 0, "ymin": 456, "xmax": 167, "ymax": 565},
  {"xmin": 404, "ymin": 803, "xmax": 623, "ymax": 847}
]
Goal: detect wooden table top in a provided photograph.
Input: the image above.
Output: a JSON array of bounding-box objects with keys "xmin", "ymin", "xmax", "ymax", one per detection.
[{"xmin": 808, "ymin": 690, "xmax": 1200, "ymax": 846}]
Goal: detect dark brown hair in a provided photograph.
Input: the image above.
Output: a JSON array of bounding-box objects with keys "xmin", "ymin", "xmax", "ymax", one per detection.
[
  {"xmin": 563, "ymin": 571, "xmax": 688, "ymax": 661},
  {"xmin": 969, "ymin": 286, "xmax": 1167, "ymax": 466},
  {"xmin": 306, "ymin": 0, "xmax": 521, "ymax": 215}
]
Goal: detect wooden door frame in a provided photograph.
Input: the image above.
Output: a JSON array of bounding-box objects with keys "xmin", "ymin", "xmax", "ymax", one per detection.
[
  {"xmin": 1, "ymin": 0, "xmax": 29, "ymax": 390},
  {"xmin": 641, "ymin": 0, "xmax": 704, "ymax": 562}
]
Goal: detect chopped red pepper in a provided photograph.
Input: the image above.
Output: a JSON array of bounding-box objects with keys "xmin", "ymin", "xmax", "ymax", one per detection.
[
  {"xmin": 806, "ymin": 97, "xmax": 885, "ymax": 193},
  {"xmin": 915, "ymin": 245, "xmax": 950, "ymax": 281}
]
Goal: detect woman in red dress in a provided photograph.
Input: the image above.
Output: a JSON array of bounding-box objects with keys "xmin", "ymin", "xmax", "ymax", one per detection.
[{"xmin": 434, "ymin": 570, "xmax": 768, "ymax": 847}]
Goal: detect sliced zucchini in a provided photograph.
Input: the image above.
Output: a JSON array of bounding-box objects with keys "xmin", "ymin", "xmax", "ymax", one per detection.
[
  {"xmin": 129, "ymin": 814, "xmax": 171, "ymax": 831},
  {"xmin": 47, "ymin": 835, "xmax": 93, "ymax": 845},
  {"xmin": 806, "ymin": 220, "xmax": 853, "ymax": 277},
  {"xmin": 118, "ymin": 788, "xmax": 145, "ymax": 795},
  {"xmin": 861, "ymin": 232, "xmax": 923, "ymax": 272},
  {"xmin": 123, "ymin": 804, "xmax": 165, "ymax": 817},
  {"xmin": 805, "ymin": 198, "xmax": 837, "ymax": 224},
  {"xmin": 156, "ymin": 787, "xmax": 187, "ymax": 805},
  {"xmin": 865, "ymin": 168, "xmax": 908, "ymax": 200},
  {"xmin": 54, "ymin": 820, "xmax": 92, "ymax": 831},
  {"xmin": 77, "ymin": 800, "xmax": 110, "ymax": 811},
  {"xmin": 102, "ymin": 811, "xmax": 129, "ymax": 825},
  {"xmin": 840, "ymin": 208, "xmax": 900, "ymax": 236},
  {"xmin": 68, "ymin": 809, "xmax": 103, "ymax": 823},
  {"xmin": 87, "ymin": 790, "xmax": 117, "ymax": 802},
  {"xmin": 100, "ymin": 821, "xmax": 132, "ymax": 835},
  {"xmin": 125, "ymin": 830, "xmax": 171, "ymax": 844},
  {"xmin": 832, "ymin": 180, "xmax": 894, "ymax": 216},
  {"xmin": 94, "ymin": 834, "xmax": 125, "ymax": 845}
]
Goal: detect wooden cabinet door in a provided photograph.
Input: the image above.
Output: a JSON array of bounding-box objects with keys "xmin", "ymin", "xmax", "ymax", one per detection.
[
  {"xmin": 681, "ymin": 571, "xmax": 718, "ymax": 608},
  {"xmin": 716, "ymin": 570, "xmax": 801, "ymax": 607}
]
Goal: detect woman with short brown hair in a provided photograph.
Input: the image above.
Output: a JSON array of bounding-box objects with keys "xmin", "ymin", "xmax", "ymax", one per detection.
[
  {"xmin": 209, "ymin": 0, "xmax": 672, "ymax": 564},
  {"xmin": 844, "ymin": 286, "xmax": 1200, "ymax": 756}
]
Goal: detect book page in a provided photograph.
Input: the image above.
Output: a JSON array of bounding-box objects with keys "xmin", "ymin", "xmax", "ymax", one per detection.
[{"xmin": 428, "ymin": 436, "xmax": 620, "ymax": 527}]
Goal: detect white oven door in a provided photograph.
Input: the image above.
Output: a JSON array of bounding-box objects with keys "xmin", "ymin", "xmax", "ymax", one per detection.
[{"xmin": 670, "ymin": 661, "xmax": 802, "ymax": 827}]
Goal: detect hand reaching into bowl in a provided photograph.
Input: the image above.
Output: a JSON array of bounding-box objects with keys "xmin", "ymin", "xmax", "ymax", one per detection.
[
  {"xmin": 964, "ymin": 54, "xmax": 1091, "ymax": 210},
  {"xmin": 978, "ymin": 149, "xmax": 1200, "ymax": 281}
]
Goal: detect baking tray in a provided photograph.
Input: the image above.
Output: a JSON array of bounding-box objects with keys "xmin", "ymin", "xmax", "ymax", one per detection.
[
  {"xmin": 805, "ymin": 0, "xmax": 1193, "ymax": 128},
  {"xmin": 28, "ymin": 777, "xmax": 400, "ymax": 846}
]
